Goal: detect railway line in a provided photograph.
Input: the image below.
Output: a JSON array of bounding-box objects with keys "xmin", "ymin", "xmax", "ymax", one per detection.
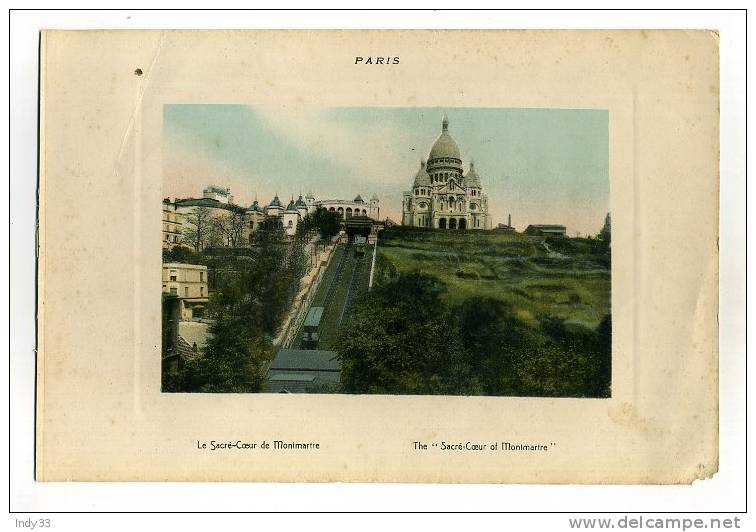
[{"xmin": 291, "ymin": 242, "xmax": 373, "ymax": 350}]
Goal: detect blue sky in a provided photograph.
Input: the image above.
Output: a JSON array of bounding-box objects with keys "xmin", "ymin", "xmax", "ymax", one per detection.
[{"xmin": 163, "ymin": 105, "xmax": 609, "ymax": 235}]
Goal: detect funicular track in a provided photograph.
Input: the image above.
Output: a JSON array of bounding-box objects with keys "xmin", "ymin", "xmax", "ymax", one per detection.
[
  {"xmin": 290, "ymin": 241, "xmax": 374, "ymax": 350},
  {"xmin": 322, "ymin": 243, "xmax": 351, "ymax": 310},
  {"xmin": 338, "ymin": 248, "xmax": 367, "ymax": 327}
]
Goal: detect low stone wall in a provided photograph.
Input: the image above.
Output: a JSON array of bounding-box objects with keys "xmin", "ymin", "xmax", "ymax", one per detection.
[
  {"xmin": 274, "ymin": 235, "xmax": 342, "ymax": 348},
  {"xmin": 178, "ymin": 320, "xmax": 210, "ymax": 349}
]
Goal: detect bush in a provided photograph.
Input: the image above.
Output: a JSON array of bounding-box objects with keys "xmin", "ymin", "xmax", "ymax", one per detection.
[{"xmin": 335, "ymin": 271, "xmax": 611, "ymax": 398}]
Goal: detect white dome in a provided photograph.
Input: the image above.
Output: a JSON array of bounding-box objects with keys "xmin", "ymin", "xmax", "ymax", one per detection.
[
  {"xmin": 412, "ymin": 160, "xmax": 431, "ymax": 187},
  {"xmin": 428, "ymin": 115, "xmax": 461, "ymax": 162}
]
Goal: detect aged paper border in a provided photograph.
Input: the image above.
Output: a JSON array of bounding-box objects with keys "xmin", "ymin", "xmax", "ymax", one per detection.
[{"xmin": 36, "ymin": 29, "xmax": 719, "ymax": 483}]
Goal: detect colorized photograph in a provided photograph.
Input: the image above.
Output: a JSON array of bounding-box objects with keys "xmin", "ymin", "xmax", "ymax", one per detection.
[{"xmin": 161, "ymin": 105, "xmax": 611, "ymax": 397}]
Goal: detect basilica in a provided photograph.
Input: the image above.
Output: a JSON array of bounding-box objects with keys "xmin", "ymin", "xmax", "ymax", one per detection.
[{"xmin": 402, "ymin": 115, "xmax": 491, "ymax": 230}]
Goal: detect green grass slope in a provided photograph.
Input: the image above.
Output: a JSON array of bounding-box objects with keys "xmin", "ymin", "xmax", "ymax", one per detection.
[{"xmin": 376, "ymin": 227, "xmax": 610, "ymax": 328}]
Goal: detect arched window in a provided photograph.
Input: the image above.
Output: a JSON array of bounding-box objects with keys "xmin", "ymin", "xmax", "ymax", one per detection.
[
  {"xmin": 329, "ymin": 207, "xmax": 335, "ymax": 212},
  {"xmin": 346, "ymin": 207, "xmax": 352, "ymax": 218}
]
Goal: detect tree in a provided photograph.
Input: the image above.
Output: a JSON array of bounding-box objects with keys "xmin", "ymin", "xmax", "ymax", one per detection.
[
  {"xmin": 513, "ymin": 315, "xmax": 612, "ymax": 398},
  {"xmin": 207, "ymin": 216, "xmax": 228, "ymax": 249},
  {"xmin": 180, "ymin": 220, "xmax": 308, "ymax": 393},
  {"xmin": 162, "ymin": 245, "xmax": 200, "ymax": 264},
  {"xmin": 297, "ymin": 207, "xmax": 341, "ymax": 241},
  {"xmin": 373, "ymin": 254, "xmax": 397, "ymax": 285},
  {"xmin": 592, "ymin": 314, "xmax": 612, "ymax": 397},
  {"xmin": 209, "ymin": 211, "xmax": 247, "ymax": 248},
  {"xmin": 337, "ymin": 273, "xmax": 479, "ymax": 395},
  {"xmin": 182, "ymin": 206, "xmax": 212, "ymax": 253},
  {"xmin": 335, "ymin": 271, "xmax": 611, "ymax": 398},
  {"xmin": 454, "ymin": 297, "xmax": 537, "ymax": 395},
  {"xmin": 227, "ymin": 211, "xmax": 247, "ymax": 248}
]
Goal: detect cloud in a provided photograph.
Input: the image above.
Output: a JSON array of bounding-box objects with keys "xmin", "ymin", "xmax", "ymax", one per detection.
[
  {"xmin": 252, "ymin": 105, "xmax": 431, "ymax": 222},
  {"xmin": 162, "ymin": 132, "xmax": 266, "ymax": 207},
  {"xmin": 255, "ymin": 105, "xmax": 420, "ymax": 186},
  {"xmin": 162, "ymin": 105, "xmax": 609, "ymax": 234}
]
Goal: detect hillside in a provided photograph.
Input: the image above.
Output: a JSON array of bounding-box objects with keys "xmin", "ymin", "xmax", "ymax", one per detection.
[{"xmin": 375, "ymin": 227, "xmax": 611, "ymax": 329}]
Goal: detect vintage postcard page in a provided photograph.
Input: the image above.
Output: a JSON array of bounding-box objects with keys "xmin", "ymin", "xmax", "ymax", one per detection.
[{"xmin": 36, "ymin": 30, "xmax": 718, "ymax": 482}]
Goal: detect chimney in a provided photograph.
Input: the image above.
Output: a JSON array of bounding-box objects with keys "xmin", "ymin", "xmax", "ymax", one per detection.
[{"xmin": 508, "ymin": 213, "xmax": 512, "ymax": 227}]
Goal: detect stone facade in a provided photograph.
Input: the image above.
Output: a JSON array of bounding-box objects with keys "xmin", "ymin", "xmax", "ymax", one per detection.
[
  {"xmin": 402, "ymin": 116, "xmax": 491, "ymax": 230},
  {"xmin": 313, "ymin": 194, "xmax": 380, "ymax": 221},
  {"xmin": 162, "ymin": 263, "xmax": 209, "ymax": 319},
  {"xmin": 162, "ymin": 199, "xmax": 183, "ymax": 249},
  {"xmin": 166, "ymin": 186, "xmax": 380, "ymax": 248}
]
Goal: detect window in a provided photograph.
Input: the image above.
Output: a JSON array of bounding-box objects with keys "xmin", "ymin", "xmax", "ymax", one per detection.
[
  {"xmin": 200, "ymin": 272, "xmax": 204, "ymax": 282},
  {"xmin": 288, "ymin": 220, "xmax": 293, "ymax": 227},
  {"xmin": 184, "ymin": 287, "xmax": 189, "ymax": 297},
  {"xmin": 170, "ymin": 287, "xmax": 178, "ymax": 295},
  {"xmin": 200, "ymin": 287, "xmax": 204, "ymax": 296},
  {"xmin": 170, "ymin": 271, "xmax": 177, "ymax": 282}
]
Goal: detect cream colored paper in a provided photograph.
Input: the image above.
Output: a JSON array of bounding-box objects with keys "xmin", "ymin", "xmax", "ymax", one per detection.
[{"xmin": 36, "ymin": 29, "xmax": 718, "ymax": 483}]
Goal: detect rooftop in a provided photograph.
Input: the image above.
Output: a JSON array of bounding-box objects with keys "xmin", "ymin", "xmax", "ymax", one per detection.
[
  {"xmin": 266, "ymin": 348, "xmax": 341, "ymax": 393},
  {"xmin": 303, "ymin": 307, "xmax": 325, "ymax": 328},
  {"xmin": 174, "ymin": 197, "xmax": 245, "ymax": 213},
  {"xmin": 269, "ymin": 349, "xmax": 340, "ymax": 372},
  {"xmin": 163, "ymin": 262, "xmax": 208, "ymax": 270},
  {"xmin": 428, "ymin": 115, "xmax": 461, "ymax": 162}
]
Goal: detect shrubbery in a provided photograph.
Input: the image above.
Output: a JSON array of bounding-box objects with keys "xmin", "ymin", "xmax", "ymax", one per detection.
[
  {"xmin": 336, "ymin": 271, "xmax": 611, "ymax": 397},
  {"xmin": 165, "ymin": 225, "xmax": 308, "ymax": 393}
]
